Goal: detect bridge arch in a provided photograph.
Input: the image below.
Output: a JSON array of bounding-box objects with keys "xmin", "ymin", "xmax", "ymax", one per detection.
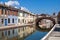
[{"xmin": 35, "ymin": 17, "xmax": 56, "ymax": 28}]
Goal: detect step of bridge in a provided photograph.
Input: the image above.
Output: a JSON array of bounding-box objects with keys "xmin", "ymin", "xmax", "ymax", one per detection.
[
  {"xmin": 48, "ymin": 37, "xmax": 60, "ymax": 40},
  {"xmin": 48, "ymin": 31, "xmax": 60, "ymax": 40},
  {"xmin": 50, "ymin": 31, "xmax": 60, "ymax": 37}
]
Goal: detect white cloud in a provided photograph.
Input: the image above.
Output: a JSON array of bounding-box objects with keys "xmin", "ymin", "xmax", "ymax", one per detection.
[
  {"xmin": 21, "ymin": 7, "xmax": 30, "ymax": 12},
  {"xmin": 15, "ymin": 6, "xmax": 18, "ymax": 8},
  {"xmin": 0, "ymin": 0, "xmax": 20, "ymax": 8},
  {"xmin": 5, "ymin": 1, "xmax": 20, "ymax": 6}
]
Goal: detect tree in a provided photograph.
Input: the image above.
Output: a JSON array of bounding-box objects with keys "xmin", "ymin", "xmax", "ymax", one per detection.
[
  {"xmin": 57, "ymin": 11, "xmax": 60, "ymax": 24},
  {"xmin": 40, "ymin": 14, "xmax": 46, "ymax": 17},
  {"xmin": 53, "ymin": 13, "xmax": 55, "ymax": 15},
  {"xmin": 57, "ymin": 11, "xmax": 60, "ymax": 17}
]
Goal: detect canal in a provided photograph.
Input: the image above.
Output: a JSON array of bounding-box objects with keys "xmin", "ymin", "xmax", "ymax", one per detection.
[
  {"xmin": 0, "ymin": 25, "xmax": 49, "ymax": 40},
  {"xmin": 25, "ymin": 30, "xmax": 47, "ymax": 40},
  {"xmin": 20, "ymin": 26, "xmax": 49, "ymax": 40}
]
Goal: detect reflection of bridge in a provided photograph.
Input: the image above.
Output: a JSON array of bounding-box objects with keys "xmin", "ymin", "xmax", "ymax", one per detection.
[{"xmin": 41, "ymin": 24, "xmax": 60, "ymax": 40}]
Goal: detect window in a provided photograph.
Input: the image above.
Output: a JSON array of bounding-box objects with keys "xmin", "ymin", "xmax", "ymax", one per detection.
[
  {"xmin": 18, "ymin": 19, "xmax": 20, "ymax": 23},
  {"xmin": 12, "ymin": 18, "xmax": 14, "ymax": 23},
  {"xmin": 20, "ymin": 13, "xmax": 23, "ymax": 17},
  {"xmin": 5, "ymin": 31, "xmax": 7, "ymax": 36},
  {"xmin": 2, "ymin": 8, "xmax": 3, "ymax": 14},
  {"xmin": 20, "ymin": 28, "xmax": 23, "ymax": 31},
  {"xmin": 22, "ymin": 19, "xmax": 24, "ymax": 23},
  {"xmin": 12, "ymin": 11, "xmax": 14, "ymax": 16},
  {"xmin": 8, "ymin": 18, "xmax": 10, "ymax": 23},
  {"xmin": 24, "ymin": 13, "xmax": 27, "ymax": 17},
  {"xmin": 8, "ymin": 10, "xmax": 10, "ymax": 15},
  {"xmin": 18, "ymin": 29, "xmax": 20, "ymax": 32},
  {"xmin": 6, "ymin": 10, "xmax": 8, "ymax": 15},
  {"xmin": 2, "ymin": 32, "xmax": 4, "ymax": 37},
  {"xmin": 23, "ymin": 13, "xmax": 25, "ymax": 17},
  {"xmin": 25, "ymin": 20, "xmax": 26, "ymax": 23},
  {"xmin": 0, "ymin": 8, "xmax": 2, "ymax": 15},
  {"xmin": 5, "ymin": 9, "xmax": 7, "ymax": 15},
  {"xmin": 3, "ymin": 9, "xmax": 5, "ymax": 14},
  {"xmin": 8, "ymin": 31, "xmax": 10, "ymax": 36},
  {"xmin": 12, "ymin": 30, "xmax": 14, "ymax": 34},
  {"xmin": 1, "ymin": 19, "xmax": 3, "ymax": 24}
]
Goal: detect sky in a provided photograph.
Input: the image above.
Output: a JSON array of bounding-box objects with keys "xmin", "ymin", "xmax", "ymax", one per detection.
[{"xmin": 0, "ymin": 0, "xmax": 60, "ymax": 15}]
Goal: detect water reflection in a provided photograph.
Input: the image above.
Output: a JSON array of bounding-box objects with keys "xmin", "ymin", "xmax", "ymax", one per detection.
[
  {"xmin": 0, "ymin": 25, "xmax": 48, "ymax": 40},
  {"xmin": 25, "ymin": 30, "xmax": 47, "ymax": 40}
]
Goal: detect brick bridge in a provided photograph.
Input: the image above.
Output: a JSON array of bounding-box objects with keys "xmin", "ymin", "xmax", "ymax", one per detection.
[{"xmin": 35, "ymin": 16, "xmax": 56, "ymax": 28}]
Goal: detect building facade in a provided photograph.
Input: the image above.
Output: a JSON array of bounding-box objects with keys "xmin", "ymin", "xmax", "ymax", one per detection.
[
  {"xmin": 18, "ymin": 8, "xmax": 36, "ymax": 25},
  {"xmin": 0, "ymin": 4, "xmax": 18, "ymax": 26}
]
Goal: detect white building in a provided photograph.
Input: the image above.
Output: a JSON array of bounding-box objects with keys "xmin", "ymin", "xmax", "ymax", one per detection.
[{"xmin": 18, "ymin": 7, "xmax": 36, "ymax": 25}]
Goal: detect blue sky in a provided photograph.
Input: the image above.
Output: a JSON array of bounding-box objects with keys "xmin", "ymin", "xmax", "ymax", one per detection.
[{"xmin": 0, "ymin": 0, "xmax": 60, "ymax": 15}]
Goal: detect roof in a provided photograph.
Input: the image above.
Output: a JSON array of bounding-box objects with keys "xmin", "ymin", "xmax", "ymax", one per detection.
[
  {"xmin": 0, "ymin": 4, "xmax": 18, "ymax": 11},
  {"xmin": 18, "ymin": 9, "xmax": 36, "ymax": 16},
  {"xmin": 0, "ymin": 4, "xmax": 36, "ymax": 16}
]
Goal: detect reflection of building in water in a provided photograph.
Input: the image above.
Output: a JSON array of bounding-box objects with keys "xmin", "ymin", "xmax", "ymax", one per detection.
[
  {"xmin": 39, "ymin": 19, "xmax": 53, "ymax": 28},
  {"xmin": 45, "ymin": 19, "xmax": 53, "ymax": 28}
]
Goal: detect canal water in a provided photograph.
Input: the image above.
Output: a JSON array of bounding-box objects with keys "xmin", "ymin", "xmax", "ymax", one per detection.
[
  {"xmin": 0, "ymin": 25, "xmax": 48, "ymax": 40},
  {"xmin": 25, "ymin": 30, "xmax": 47, "ymax": 40}
]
